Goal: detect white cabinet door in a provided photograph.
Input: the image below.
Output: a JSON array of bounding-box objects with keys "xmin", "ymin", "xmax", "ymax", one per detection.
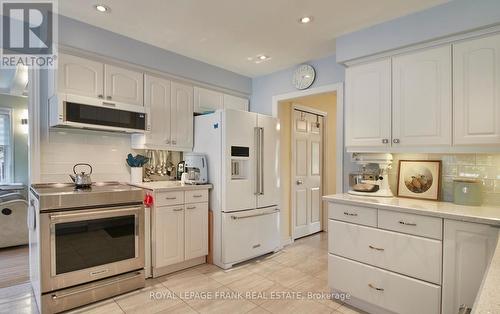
[
  {"xmin": 153, "ymin": 205, "xmax": 184, "ymax": 268},
  {"xmin": 442, "ymin": 220, "xmax": 498, "ymax": 314},
  {"xmin": 144, "ymin": 75, "xmax": 171, "ymax": 147},
  {"xmin": 57, "ymin": 53, "xmax": 104, "ymax": 98},
  {"xmin": 194, "ymin": 87, "xmax": 223, "ymax": 114},
  {"xmin": 345, "ymin": 59, "xmax": 392, "ymax": 148},
  {"xmin": 223, "ymin": 94, "xmax": 249, "ymax": 111},
  {"xmin": 104, "ymin": 64, "xmax": 144, "ymax": 106},
  {"xmin": 453, "ymin": 33, "xmax": 500, "ymax": 145},
  {"xmin": 392, "ymin": 45, "xmax": 452, "ymax": 146},
  {"xmin": 184, "ymin": 202, "xmax": 208, "ymax": 260},
  {"xmin": 171, "ymin": 81, "xmax": 194, "ymax": 150}
]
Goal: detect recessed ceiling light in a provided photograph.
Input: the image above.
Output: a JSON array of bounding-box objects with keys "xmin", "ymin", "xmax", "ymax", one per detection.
[
  {"xmin": 299, "ymin": 16, "xmax": 313, "ymax": 24},
  {"xmin": 258, "ymin": 55, "xmax": 269, "ymax": 60},
  {"xmin": 94, "ymin": 4, "xmax": 110, "ymax": 13}
]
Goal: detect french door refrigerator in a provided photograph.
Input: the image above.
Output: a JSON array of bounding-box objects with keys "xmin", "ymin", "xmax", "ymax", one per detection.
[{"xmin": 194, "ymin": 109, "xmax": 280, "ymax": 269}]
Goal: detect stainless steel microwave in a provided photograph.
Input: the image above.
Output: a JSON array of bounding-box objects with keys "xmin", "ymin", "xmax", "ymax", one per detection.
[{"xmin": 49, "ymin": 93, "xmax": 149, "ymax": 133}]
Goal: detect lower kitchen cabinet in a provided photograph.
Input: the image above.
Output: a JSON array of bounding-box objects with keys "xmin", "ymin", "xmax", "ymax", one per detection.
[
  {"xmin": 442, "ymin": 220, "xmax": 498, "ymax": 314},
  {"xmin": 185, "ymin": 202, "xmax": 209, "ymax": 260},
  {"xmin": 154, "ymin": 205, "xmax": 185, "ymax": 268},
  {"xmin": 151, "ymin": 189, "xmax": 209, "ymax": 276}
]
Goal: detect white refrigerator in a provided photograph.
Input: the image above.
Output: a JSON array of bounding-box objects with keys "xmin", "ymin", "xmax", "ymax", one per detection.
[{"xmin": 194, "ymin": 109, "xmax": 281, "ymax": 269}]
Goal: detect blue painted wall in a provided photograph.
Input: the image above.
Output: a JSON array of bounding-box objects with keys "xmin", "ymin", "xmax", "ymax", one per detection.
[
  {"xmin": 58, "ymin": 15, "xmax": 252, "ymax": 94},
  {"xmin": 336, "ymin": 0, "xmax": 500, "ymax": 63},
  {"xmin": 251, "ymin": 54, "xmax": 345, "ymax": 115}
]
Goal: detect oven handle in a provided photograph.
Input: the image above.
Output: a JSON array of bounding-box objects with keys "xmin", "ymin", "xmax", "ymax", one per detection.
[
  {"xmin": 49, "ymin": 206, "xmax": 142, "ymax": 223},
  {"xmin": 51, "ymin": 271, "xmax": 143, "ymax": 300}
]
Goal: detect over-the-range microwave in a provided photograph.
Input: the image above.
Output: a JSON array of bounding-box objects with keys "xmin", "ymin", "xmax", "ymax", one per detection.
[{"xmin": 49, "ymin": 93, "xmax": 149, "ymax": 133}]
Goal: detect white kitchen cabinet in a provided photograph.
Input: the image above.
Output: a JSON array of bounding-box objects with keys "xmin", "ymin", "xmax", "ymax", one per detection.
[
  {"xmin": 345, "ymin": 58, "xmax": 392, "ymax": 148},
  {"xmin": 184, "ymin": 202, "xmax": 209, "ymax": 260},
  {"xmin": 56, "ymin": 53, "xmax": 104, "ymax": 98},
  {"xmin": 442, "ymin": 220, "xmax": 498, "ymax": 314},
  {"xmin": 194, "ymin": 87, "xmax": 223, "ymax": 114},
  {"xmin": 392, "ymin": 45, "xmax": 452, "ymax": 146},
  {"xmin": 132, "ymin": 75, "xmax": 171, "ymax": 148},
  {"xmin": 104, "ymin": 64, "xmax": 144, "ymax": 106},
  {"xmin": 171, "ymin": 81, "xmax": 194, "ymax": 150},
  {"xmin": 223, "ymin": 94, "xmax": 249, "ymax": 111},
  {"xmin": 453, "ymin": 33, "xmax": 500, "ymax": 145},
  {"xmin": 153, "ymin": 205, "xmax": 185, "ymax": 268}
]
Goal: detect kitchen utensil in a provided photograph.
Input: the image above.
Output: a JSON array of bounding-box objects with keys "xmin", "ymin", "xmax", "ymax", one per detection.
[
  {"xmin": 453, "ymin": 178, "xmax": 482, "ymax": 206},
  {"xmin": 69, "ymin": 163, "xmax": 93, "ymax": 188}
]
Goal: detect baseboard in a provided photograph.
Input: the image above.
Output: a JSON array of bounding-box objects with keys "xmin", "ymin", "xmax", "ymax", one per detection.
[
  {"xmin": 152, "ymin": 256, "xmax": 206, "ymax": 277},
  {"xmin": 281, "ymin": 237, "xmax": 293, "ymax": 247}
]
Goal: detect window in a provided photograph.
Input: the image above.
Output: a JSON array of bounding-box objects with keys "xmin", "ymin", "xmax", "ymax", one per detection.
[{"xmin": 0, "ymin": 109, "xmax": 12, "ymax": 183}]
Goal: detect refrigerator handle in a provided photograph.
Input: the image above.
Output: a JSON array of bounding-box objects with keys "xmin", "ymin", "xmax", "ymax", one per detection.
[
  {"xmin": 259, "ymin": 127, "xmax": 264, "ymax": 195},
  {"xmin": 254, "ymin": 127, "xmax": 261, "ymax": 195}
]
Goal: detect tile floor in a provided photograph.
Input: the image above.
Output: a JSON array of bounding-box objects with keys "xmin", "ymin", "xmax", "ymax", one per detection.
[{"xmin": 0, "ymin": 232, "xmax": 365, "ymax": 314}]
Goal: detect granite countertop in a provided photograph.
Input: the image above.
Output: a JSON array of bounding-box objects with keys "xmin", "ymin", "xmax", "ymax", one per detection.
[
  {"xmin": 130, "ymin": 181, "xmax": 212, "ymax": 192},
  {"xmin": 473, "ymin": 229, "xmax": 500, "ymax": 314},
  {"xmin": 323, "ymin": 193, "xmax": 500, "ymax": 226}
]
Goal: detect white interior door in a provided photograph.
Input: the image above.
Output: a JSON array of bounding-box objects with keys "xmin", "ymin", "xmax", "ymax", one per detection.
[{"xmin": 292, "ymin": 110, "xmax": 323, "ymax": 239}]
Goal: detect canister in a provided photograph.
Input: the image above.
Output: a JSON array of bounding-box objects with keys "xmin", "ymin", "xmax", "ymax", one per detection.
[{"xmin": 453, "ymin": 178, "xmax": 482, "ymax": 206}]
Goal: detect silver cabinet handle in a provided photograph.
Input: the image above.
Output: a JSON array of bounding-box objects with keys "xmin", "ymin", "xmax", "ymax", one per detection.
[
  {"xmin": 296, "ymin": 180, "xmax": 303, "ymax": 185},
  {"xmin": 172, "ymin": 140, "xmax": 177, "ymax": 145},
  {"xmin": 393, "ymin": 138, "xmax": 400, "ymax": 144},
  {"xmin": 368, "ymin": 283, "xmax": 384, "ymax": 291},
  {"xmin": 369, "ymin": 245, "xmax": 384, "ymax": 251},
  {"xmin": 106, "ymin": 95, "xmax": 112, "ymax": 100},
  {"xmin": 166, "ymin": 139, "xmax": 171, "ymax": 144},
  {"xmin": 97, "ymin": 94, "xmax": 104, "ymax": 99},
  {"xmin": 173, "ymin": 208, "xmax": 183, "ymax": 212},
  {"xmin": 186, "ymin": 206, "xmax": 196, "ymax": 210},
  {"xmin": 343, "ymin": 212, "xmax": 358, "ymax": 217},
  {"xmin": 193, "ymin": 195, "xmax": 203, "ymax": 198},
  {"xmin": 166, "ymin": 197, "xmax": 177, "ymax": 200},
  {"xmin": 382, "ymin": 138, "xmax": 389, "ymax": 144},
  {"xmin": 399, "ymin": 221, "xmax": 417, "ymax": 226}
]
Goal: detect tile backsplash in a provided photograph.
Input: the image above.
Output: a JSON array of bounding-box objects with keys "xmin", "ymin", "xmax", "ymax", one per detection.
[{"xmin": 388, "ymin": 153, "xmax": 500, "ymax": 205}]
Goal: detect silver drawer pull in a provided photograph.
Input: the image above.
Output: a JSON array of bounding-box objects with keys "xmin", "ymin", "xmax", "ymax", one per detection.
[
  {"xmin": 343, "ymin": 212, "xmax": 358, "ymax": 216},
  {"xmin": 399, "ymin": 221, "xmax": 417, "ymax": 226},
  {"xmin": 186, "ymin": 206, "xmax": 196, "ymax": 209},
  {"xmin": 173, "ymin": 208, "xmax": 183, "ymax": 212},
  {"xmin": 193, "ymin": 195, "xmax": 203, "ymax": 198},
  {"xmin": 166, "ymin": 197, "xmax": 177, "ymax": 200},
  {"xmin": 368, "ymin": 283, "xmax": 384, "ymax": 291},
  {"xmin": 368, "ymin": 245, "xmax": 384, "ymax": 251}
]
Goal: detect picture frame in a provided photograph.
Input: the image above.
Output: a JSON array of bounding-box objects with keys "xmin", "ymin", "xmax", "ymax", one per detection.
[{"xmin": 397, "ymin": 160, "xmax": 441, "ymax": 201}]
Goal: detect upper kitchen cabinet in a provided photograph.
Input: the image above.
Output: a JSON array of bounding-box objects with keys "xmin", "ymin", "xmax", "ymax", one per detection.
[
  {"xmin": 223, "ymin": 94, "xmax": 249, "ymax": 111},
  {"xmin": 345, "ymin": 58, "xmax": 392, "ymax": 148},
  {"xmin": 453, "ymin": 33, "xmax": 500, "ymax": 145},
  {"xmin": 194, "ymin": 87, "xmax": 223, "ymax": 114},
  {"xmin": 392, "ymin": 45, "xmax": 452, "ymax": 146},
  {"xmin": 171, "ymin": 81, "xmax": 194, "ymax": 150},
  {"xmin": 56, "ymin": 53, "xmax": 104, "ymax": 98},
  {"xmin": 104, "ymin": 64, "xmax": 144, "ymax": 106}
]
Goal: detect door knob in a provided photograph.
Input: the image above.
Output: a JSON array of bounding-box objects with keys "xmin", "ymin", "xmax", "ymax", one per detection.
[{"xmin": 296, "ymin": 180, "xmax": 303, "ymax": 185}]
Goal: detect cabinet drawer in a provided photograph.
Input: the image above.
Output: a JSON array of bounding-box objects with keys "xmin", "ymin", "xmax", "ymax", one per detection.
[
  {"xmin": 155, "ymin": 191, "xmax": 184, "ymax": 206},
  {"xmin": 185, "ymin": 190, "xmax": 209, "ymax": 204},
  {"xmin": 329, "ymin": 220, "xmax": 442, "ymax": 284},
  {"xmin": 378, "ymin": 210, "xmax": 442, "ymax": 240},
  {"xmin": 328, "ymin": 202, "xmax": 377, "ymax": 227},
  {"xmin": 329, "ymin": 254, "xmax": 441, "ymax": 314}
]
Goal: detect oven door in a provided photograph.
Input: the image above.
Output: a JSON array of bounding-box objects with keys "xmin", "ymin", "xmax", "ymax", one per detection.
[{"xmin": 40, "ymin": 205, "xmax": 144, "ymax": 292}]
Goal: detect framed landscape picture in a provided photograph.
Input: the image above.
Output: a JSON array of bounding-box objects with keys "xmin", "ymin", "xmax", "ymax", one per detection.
[{"xmin": 397, "ymin": 160, "xmax": 441, "ymax": 201}]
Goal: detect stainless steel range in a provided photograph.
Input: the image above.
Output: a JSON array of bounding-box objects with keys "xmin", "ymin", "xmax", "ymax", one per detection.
[{"xmin": 29, "ymin": 182, "xmax": 146, "ymax": 313}]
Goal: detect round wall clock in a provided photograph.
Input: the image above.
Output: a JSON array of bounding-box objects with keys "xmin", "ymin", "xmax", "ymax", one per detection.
[{"xmin": 292, "ymin": 64, "xmax": 316, "ymax": 90}]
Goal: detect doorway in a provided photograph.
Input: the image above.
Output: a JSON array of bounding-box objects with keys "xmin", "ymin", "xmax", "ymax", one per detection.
[
  {"xmin": 277, "ymin": 90, "xmax": 339, "ymax": 242},
  {"xmin": 0, "ymin": 65, "xmax": 30, "ymax": 289}
]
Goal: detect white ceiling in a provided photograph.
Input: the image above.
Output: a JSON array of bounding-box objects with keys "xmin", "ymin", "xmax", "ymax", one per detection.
[{"xmin": 59, "ymin": 0, "xmax": 448, "ymax": 77}]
